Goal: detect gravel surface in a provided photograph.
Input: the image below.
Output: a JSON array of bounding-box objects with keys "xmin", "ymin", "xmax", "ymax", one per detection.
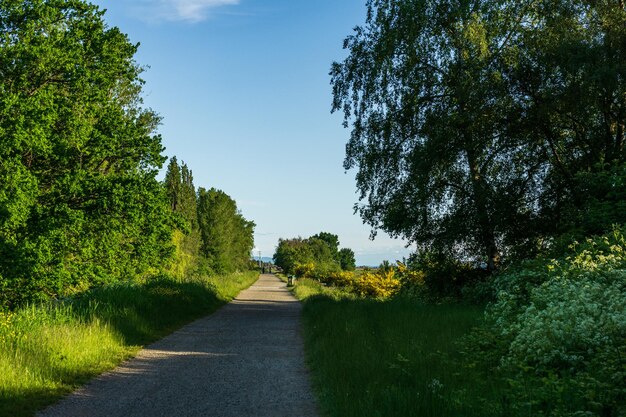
[{"xmin": 38, "ymin": 274, "xmax": 319, "ymax": 417}]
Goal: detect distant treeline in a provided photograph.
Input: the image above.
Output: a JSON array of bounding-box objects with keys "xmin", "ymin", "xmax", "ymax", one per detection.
[
  {"xmin": 0, "ymin": 1, "xmax": 254, "ymax": 309},
  {"xmin": 163, "ymin": 157, "xmax": 255, "ymax": 278}
]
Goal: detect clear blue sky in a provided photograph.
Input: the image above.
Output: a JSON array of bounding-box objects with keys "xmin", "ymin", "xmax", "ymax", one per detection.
[{"xmin": 91, "ymin": 0, "xmax": 413, "ymax": 266}]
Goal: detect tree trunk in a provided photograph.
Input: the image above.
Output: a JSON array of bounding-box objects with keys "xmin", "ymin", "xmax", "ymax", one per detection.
[{"xmin": 465, "ymin": 145, "xmax": 501, "ymax": 272}]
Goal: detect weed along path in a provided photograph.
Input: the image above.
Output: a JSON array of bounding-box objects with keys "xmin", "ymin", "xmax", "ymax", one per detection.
[{"xmin": 38, "ymin": 274, "xmax": 319, "ymax": 417}]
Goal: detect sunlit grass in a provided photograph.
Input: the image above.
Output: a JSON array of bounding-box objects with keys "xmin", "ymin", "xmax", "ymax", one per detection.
[
  {"xmin": 0, "ymin": 271, "xmax": 258, "ymax": 417},
  {"xmin": 292, "ymin": 278, "xmax": 355, "ymax": 301}
]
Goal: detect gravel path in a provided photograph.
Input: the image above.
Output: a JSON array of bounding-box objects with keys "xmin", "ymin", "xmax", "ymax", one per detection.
[{"xmin": 38, "ymin": 274, "xmax": 319, "ymax": 417}]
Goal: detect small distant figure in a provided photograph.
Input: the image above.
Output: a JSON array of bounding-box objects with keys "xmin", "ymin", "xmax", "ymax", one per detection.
[{"xmin": 262, "ymin": 266, "xmax": 266, "ymax": 274}]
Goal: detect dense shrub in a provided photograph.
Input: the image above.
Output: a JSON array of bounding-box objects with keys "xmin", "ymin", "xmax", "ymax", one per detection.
[
  {"xmin": 326, "ymin": 271, "xmax": 356, "ymax": 287},
  {"xmin": 0, "ymin": 1, "xmax": 174, "ymax": 309},
  {"xmin": 395, "ymin": 262, "xmax": 425, "ymax": 296},
  {"xmin": 317, "ymin": 263, "xmax": 424, "ymax": 299},
  {"xmin": 353, "ymin": 270, "xmax": 401, "ymax": 298},
  {"xmin": 476, "ymin": 227, "xmax": 626, "ymax": 416},
  {"xmin": 407, "ymin": 251, "xmax": 489, "ymax": 300},
  {"xmin": 294, "ymin": 262, "xmax": 315, "ymax": 278}
]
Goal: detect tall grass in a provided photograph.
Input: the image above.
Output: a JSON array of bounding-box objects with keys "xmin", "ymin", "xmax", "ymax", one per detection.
[
  {"xmin": 302, "ymin": 297, "xmax": 501, "ymax": 416},
  {"xmin": 287, "ymin": 275, "xmax": 503, "ymax": 417},
  {"xmin": 0, "ymin": 271, "xmax": 258, "ymax": 417}
]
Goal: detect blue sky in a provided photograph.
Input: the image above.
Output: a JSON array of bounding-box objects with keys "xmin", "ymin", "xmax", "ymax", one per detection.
[{"xmin": 91, "ymin": 0, "xmax": 413, "ymax": 265}]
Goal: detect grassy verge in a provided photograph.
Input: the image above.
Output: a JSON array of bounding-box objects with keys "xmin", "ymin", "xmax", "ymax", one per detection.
[
  {"xmin": 0, "ymin": 271, "xmax": 258, "ymax": 417},
  {"xmin": 288, "ymin": 278, "xmax": 501, "ymax": 416},
  {"xmin": 277, "ymin": 275, "xmax": 354, "ymax": 301}
]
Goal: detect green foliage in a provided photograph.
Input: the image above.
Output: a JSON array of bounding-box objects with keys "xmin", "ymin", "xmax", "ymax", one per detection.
[
  {"xmin": 407, "ymin": 251, "xmax": 490, "ymax": 301},
  {"xmin": 511, "ymin": 1, "xmax": 626, "ymax": 240},
  {"xmin": 179, "ymin": 163, "xmax": 199, "ymax": 232},
  {"xmin": 0, "ymin": 0, "xmax": 172, "ymax": 308},
  {"xmin": 469, "ymin": 228, "xmax": 626, "ymax": 416},
  {"xmin": 163, "ymin": 157, "xmax": 201, "ymax": 278},
  {"xmin": 561, "ymin": 162, "xmax": 626, "ymax": 239},
  {"xmin": 331, "ymin": 0, "xmax": 626, "ymax": 270},
  {"xmin": 0, "ymin": 1, "xmax": 256, "ymax": 310},
  {"xmin": 273, "ymin": 237, "xmax": 312, "ymax": 275},
  {"xmin": 291, "ymin": 277, "xmax": 353, "ymax": 301},
  {"xmin": 196, "ymin": 187, "xmax": 255, "ymax": 274},
  {"xmin": 311, "ymin": 232, "xmax": 340, "ymax": 260},
  {"xmin": 166, "ymin": 229, "xmax": 196, "ymax": 279},
  {"xmin": 331, "ymin": 0, "xmax": 524, "ymax": 270},
  {"xmin": 164, "ymin": 157, "xmax": 182, "ymax": 213},
  {"xmin": 338, "ymin": 247, "xmax": 356, "ymax": 271},
  {"xmin": 273, "ymin": 232, "xmax": 355, "ymax": 276},
  {"xmin": 306, "ymin": 237, "xmax": 337, "ymax": 272}
]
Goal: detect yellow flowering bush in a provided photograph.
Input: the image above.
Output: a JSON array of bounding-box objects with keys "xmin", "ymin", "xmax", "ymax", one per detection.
[
  {"xmin": 327, "ymin": 271, "xmax": 356, "ymax": 287},
  {"xmin": 315, "ymin": 263, "xmax": 424, "ymax": 299},
  {"xmin": 354, "ymin": 269, "xmax": 401, "ymax": 298},
  {"xmin": 294, "ymin": 262, "xmax": 315, "ymax": 278}
]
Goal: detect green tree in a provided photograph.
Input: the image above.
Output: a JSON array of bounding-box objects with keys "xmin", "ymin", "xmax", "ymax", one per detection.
[
  {"xmin": 306, "ymin": 237, "xmax": 340, "ymax": 276},
  {"xmin": 0, "ymin": 0, "xmax": 171, "ymax": 307},
  {"xmin": 331, "ymin": 0, "xmax": 529, "ymax": 270},
  {"xmin": 338, "ymin": 248, "xmax": 356, "ymax": 271},
  {"xmin": 231, "ymin": 215, "xmax": 255, "ymax": 271},
  {"xmin": 273, "ymin": 234, "xmax": 356, "ymax": 275},
  {"xmin": 311, "ymin": 232, "xmax": 340, "ymax": 260},
  {"xmin": 197, "ymin": 187, "xmax": 254, "ymax": 274},
  {"xmin": 164, "ymin": 157, "xmax": 182, "ymax": 212},
  {"xmin": 163, "ymin": 157, "xmax": 199, "ymax": 235},
  {"xmin": 506, "ymin": 0, "xmax": 626, "ymax": 239},
  {"xmin": 273, "ymin": 238, "xmax": 314, "ymax": 275},
  {"xmin": 163, "ymin": 157, "xmax": 201, "ymax": 277},
  {"xmin": 331, "ymin": 0, "xmax": 626, "ymax": 268},
  {"xmin": 179, "ymin": 163, "xmax": 199, "ymax": 231}
]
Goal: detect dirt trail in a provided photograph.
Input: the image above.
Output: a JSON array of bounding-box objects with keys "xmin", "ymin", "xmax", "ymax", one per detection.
[{"xmin": 38, "ymin": 274, "xmax": 319, "ymax": 417}]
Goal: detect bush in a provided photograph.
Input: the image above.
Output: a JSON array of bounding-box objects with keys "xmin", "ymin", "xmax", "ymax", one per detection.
[
  {"xmin": 481, "ymin": 227, "xmax": 626, "ymax": 416},
  {"xmin": 408, "ymin": 251, "xmax": 489, "ymax": 300},
  {"xmin": 311, "ymin": 262, "xmax": 424, "ymax": 299},
  {"xmin": 326, "ymin": 271, "xmax": 356, "ymax": 287},
  {"xmin": 310, "ymin": 261, "xmax": 341, "ymax": 281},
  {"xmin": 395, "ymin": 262, "xmax": 426, "ymax": 297},
  {"xmin": 294, "ymin": 262, "xmax": 315, "ymax": 278},
  {"xmin": 353, "ymin": 269, "xmax": 401, "ymax": 298}
]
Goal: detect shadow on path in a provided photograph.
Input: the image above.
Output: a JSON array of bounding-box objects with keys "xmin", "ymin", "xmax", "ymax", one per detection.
[{"xmin": 38, "ymin": 274, "xmax": 319, "ymax": 417}]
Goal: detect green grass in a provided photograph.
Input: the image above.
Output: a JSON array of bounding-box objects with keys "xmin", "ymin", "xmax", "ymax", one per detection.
[
  {"xmin": 287, "ymin": 278, "xmax": 503, "ymax": 417},
  {"xmin": 292, "ymin": 278, "xmax": 355, "ymax": 301},
  {"xmin": 0, "ymin": 271, "xmax": 258, "ymax": 417}
]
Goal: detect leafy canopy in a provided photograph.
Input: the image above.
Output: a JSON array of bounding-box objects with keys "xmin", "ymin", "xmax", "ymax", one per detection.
[
  {"xmin": 331, "ymin": 0, "xmax": 626, "ymax": 268},
  {"xmin": 0, "ymin": 0, "xmax": 171, "ymax": 307}
]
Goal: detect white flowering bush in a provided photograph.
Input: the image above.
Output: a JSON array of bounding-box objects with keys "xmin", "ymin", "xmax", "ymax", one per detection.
[{"xmin": 485, "ymin": 227, "xmax": 626, "ymax": 416}]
